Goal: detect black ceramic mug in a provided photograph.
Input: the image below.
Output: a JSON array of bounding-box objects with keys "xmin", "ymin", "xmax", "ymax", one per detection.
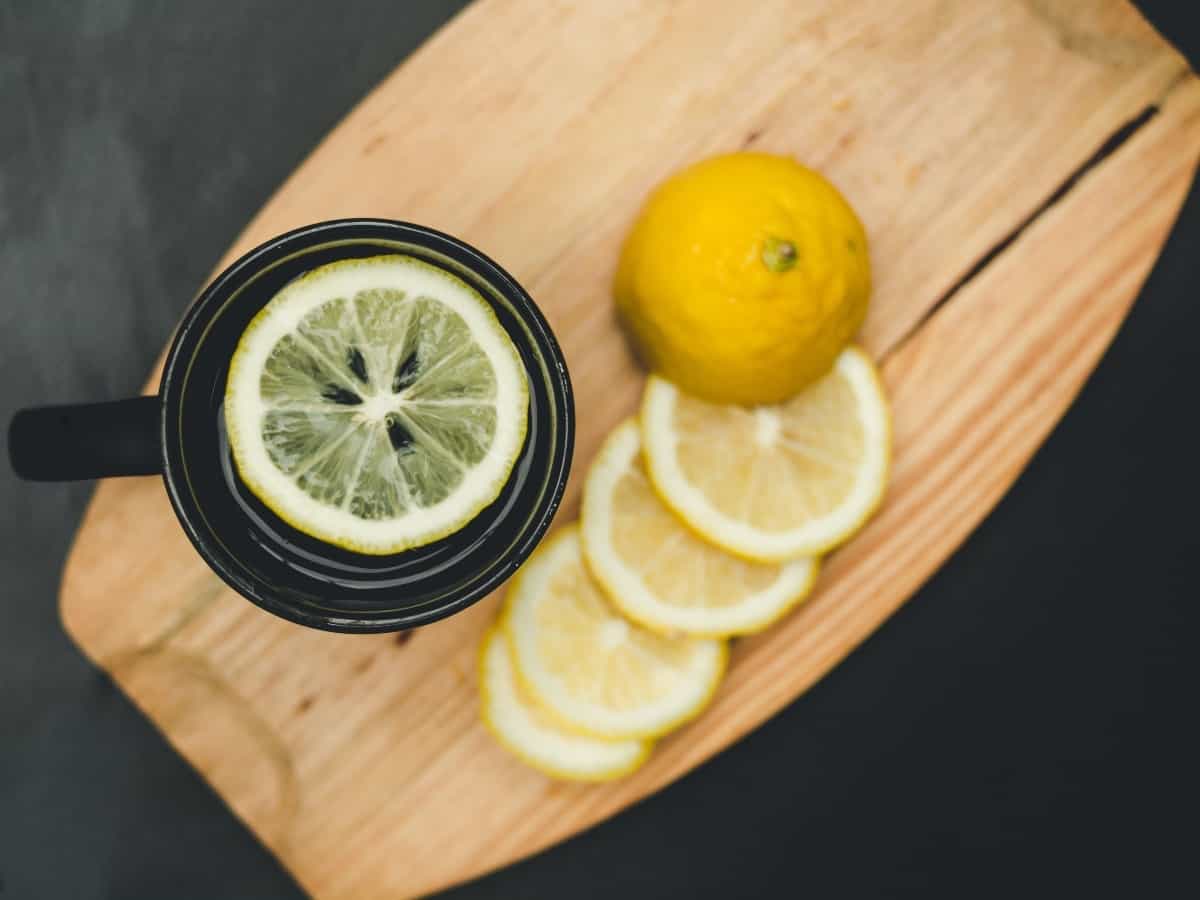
[{"xmin": 8, "ymin": 220, "xmax": 574, "ymax": 632}]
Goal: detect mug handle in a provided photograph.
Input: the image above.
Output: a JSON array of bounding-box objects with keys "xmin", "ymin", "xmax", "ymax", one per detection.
[{"xmin": 8, "ymin": 395, "xmax": 162, "ymax": 481}]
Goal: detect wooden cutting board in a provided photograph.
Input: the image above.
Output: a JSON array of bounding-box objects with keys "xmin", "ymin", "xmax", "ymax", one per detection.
[{"xmin": 60, "ymin": 1, "xmax": 1199, "ymax": 897}]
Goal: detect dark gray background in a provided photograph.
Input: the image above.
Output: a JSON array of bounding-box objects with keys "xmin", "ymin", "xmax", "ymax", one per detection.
[{"xmin": 2, "ymin": 2, "xmax": 1197, "ymax": 898}]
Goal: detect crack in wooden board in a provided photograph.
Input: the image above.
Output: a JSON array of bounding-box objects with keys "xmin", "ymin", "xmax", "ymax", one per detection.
[
  {"xmin": 884, "ymin": 101, "xmax": 1160, "ymax": 360},
  {"xmin": 57, "ymin": 2, "xmax": 1200, "ymax": 897},
  {"xmin": 884, "ymin": 65, "xmax": 1192, "ymax": 361}
]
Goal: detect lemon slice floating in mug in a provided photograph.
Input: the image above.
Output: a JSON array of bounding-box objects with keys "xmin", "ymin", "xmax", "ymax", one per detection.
[{"xmin": 224, "ymin": 255, "xmax": 528, "ymax": 555}]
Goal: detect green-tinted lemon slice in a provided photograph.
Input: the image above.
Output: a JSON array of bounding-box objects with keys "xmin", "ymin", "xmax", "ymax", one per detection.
[{"xmin": 224, "ymin": 255, "xmax": 528, "ymax": 555}]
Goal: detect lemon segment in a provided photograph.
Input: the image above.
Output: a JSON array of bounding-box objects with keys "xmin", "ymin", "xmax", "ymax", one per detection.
[
  {"xmin": 478, "ymin": 625, "xmax": 650, "ymax": 782},
  {"xmin": 224, "ymin": 255, "xmax": 528, "ymax": 555},
  {"xmin": 641, "ymin": 346, "xmax": 890, "ymax": 562},
  {"xmin": 503, "ymin": 526, "xmax": 726, "ymax": 740},
  {"xmin": 581, "ymin": 420, "xmax": 818, "ymax": 637}
]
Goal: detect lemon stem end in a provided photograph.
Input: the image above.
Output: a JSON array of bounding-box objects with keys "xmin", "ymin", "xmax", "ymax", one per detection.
[{"xmin": 762, "ymin": 238, "xmax": 797, "ymax": 273}]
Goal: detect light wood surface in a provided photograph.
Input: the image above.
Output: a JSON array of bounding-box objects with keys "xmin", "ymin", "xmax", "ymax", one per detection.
[{"xmin": 60, "ymin": 2, "xmax": 1199, "ymax": 897}]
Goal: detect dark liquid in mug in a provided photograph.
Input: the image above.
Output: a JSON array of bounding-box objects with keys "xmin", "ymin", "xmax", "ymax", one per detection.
[{"xmin": 175, "ymin": 240, "xmax": 555, "ymax": 626}]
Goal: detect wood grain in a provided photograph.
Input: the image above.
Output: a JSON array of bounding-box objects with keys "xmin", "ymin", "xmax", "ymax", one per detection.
[{"xmin": 59, "ymin": 1, "xmax": 1198, "ymax": 897}]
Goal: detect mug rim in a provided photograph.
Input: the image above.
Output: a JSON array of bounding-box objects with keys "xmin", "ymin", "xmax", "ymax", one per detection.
[{"xmin": 159, "ymin": 218, "xmax": 574, "ymax": 632}]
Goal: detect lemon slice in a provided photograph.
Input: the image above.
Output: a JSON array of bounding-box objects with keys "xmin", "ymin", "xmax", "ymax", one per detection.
[
  {"xmin": 504, "ymin": 526, "xmax": 726, "ymax": 740},
  {"xmin": 225, "ymin": 255, "xmax": 528, "ymax": 555},
  {"xmin": 581, "ymin": 420, "xmax": 818, "ymax": 637},
  {"xmin": 641, "ymin": 346, "xmax": 889, "ymax": 562},
  {"xmin": 478, "ymin": 625, "xmax": 650, "ymax": 781}
]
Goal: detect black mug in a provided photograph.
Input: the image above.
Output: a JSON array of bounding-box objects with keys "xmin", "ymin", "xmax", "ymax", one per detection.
[{"xmin": 9, "ymin": 220, "xmax": 574, "ymax": 632}]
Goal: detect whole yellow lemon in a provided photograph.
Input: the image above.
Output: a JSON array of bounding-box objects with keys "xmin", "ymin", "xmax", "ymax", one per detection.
[{"xmin": 615, "ymin": 152, "xmax": 870, "ymax": 405}]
